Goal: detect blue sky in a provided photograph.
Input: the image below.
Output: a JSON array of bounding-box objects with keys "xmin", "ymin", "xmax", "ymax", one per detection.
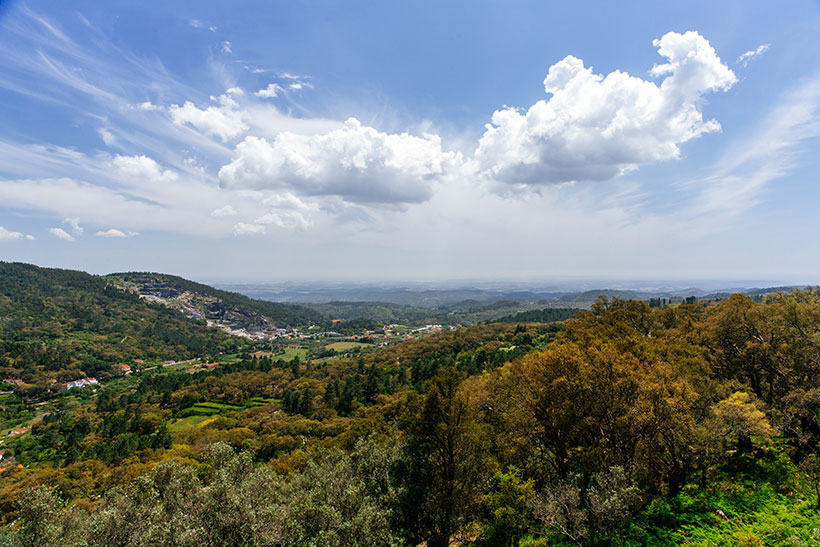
[{"xmin": 0, "ymin": 0, "xmax": 819, "ymax": 283}]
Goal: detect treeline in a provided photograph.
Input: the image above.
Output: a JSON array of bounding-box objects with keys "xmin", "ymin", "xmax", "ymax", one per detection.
[
  {"xmin": 490, "ymin": 307, "xmax": 580, "ymax": 324},
  {"xmin": 307, "ymin": 299, "xmax": 568, "ymax": 327}
]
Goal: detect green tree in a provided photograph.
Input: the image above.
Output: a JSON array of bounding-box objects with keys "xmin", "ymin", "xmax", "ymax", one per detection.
[
  {"xmin": 480, "ymin": 467, "xmax": 535, "ymax": 547},
  {"xmin": 399, "ymin": 368, "xmax": 490, "ymax": 547}
]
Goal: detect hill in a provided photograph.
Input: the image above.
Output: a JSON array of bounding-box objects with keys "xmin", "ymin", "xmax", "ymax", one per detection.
[
  {"xmin": 0, "ymin": 262, "xmax": 240, "ymax": 386},
  {"xmin": 109, "ymin": 272, "xmax": 324, "ymax": 335}
]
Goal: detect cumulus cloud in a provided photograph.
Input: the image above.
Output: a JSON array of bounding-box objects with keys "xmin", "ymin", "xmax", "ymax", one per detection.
[
  {"xmin": 219, "ymin": 118, "xmax": 462, "ymax": 205},
  {"xmin": 0, "ymin": 226, "xmax": 24, "ymax": 240},
  {"xmin": 49, "ymin": 227, "xmax": 75, "ymax": 241},
  {"xmin": 169, "ymin": 94, "xmax": 248, "ymax": 141},
  {"xmin": 211, "ymin": 205, "xmax": 238, "ymax": 217},
  {"xmin": 256, "ymin": 192, "xmax": 318, "ymax": 230},
  {"xmin": 221, "ymin": 41, "xmax": 232, "ymax": 54},
  {"xmin": 112, "ymin": 154, "xmax": 178, "ymax": 182},
  {"xmin": 64, "ymin": 216, "xmax": 83, "ymax": 235},
  {"xmin": 95, "ymin": 228, "xmax": 137, "ymax": 237},
  {"xmin": 737, "ymin": 44, "xmax": 770, "ymax": 67},
  {"xmin": 473, "ymin": 31, "xmax": 737, "ymax": 188},
  {"xmin": 255, "ymin": 83, "xmax": 284, "ymax": 98}
]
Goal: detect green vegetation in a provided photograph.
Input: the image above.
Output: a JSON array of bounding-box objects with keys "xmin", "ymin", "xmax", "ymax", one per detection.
[
  {"xmin": 325, "ymin": 341, "xmax": 371, "ymax": 352},
  {"xmin": 3, "ymin": 263, "xmax": 820, "ymax": 546},
  {"xmin": 490, "ymin": 306, "xmax": 580, "ymax": 323},
  {"xmin": 111, "ymin": 272, "xmax": 325, "ymax": 327},
  {"xmin": 0, "ymin": 262, "xmax": 237, "ymax": 385}
]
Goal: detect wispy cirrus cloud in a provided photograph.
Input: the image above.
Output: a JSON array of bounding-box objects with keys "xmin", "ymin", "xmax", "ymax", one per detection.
[
  {"xmin": 737, "ymin": 44, "xmax": 770, "ymax": 67},
  {"xmin": 677, "ymin": 71, "xmax": 820, "ymax": 233},
  {"xmin": 49, "ymin": 227, "xmax": 75, "ymax": 241}
]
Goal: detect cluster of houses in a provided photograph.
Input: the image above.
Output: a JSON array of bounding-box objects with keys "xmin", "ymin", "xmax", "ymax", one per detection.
[
  {"xmin": 58, "ymin": 377, "xmax": 99, "ymax": 392},
  {"xmin": 4, "ymin": 376, "xmax": 101, "ymax": 393}
]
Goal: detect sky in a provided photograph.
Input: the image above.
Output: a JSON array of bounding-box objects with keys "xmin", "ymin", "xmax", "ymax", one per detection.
[{"xmin": 0, "ymin": 0, "xmax": 819, "ymax": 283}]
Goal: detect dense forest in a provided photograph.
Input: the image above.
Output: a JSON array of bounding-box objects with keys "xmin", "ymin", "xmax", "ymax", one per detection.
[
  {"xmin": 2, "ymin": 265, "xmax": 820, "ymax": 545},
  {"xmin": 0, "ymin": 263, "xmax": 238, "ymax": 385}
]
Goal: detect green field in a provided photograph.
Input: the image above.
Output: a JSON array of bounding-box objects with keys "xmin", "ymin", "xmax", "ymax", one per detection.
[
  {"xmin": 179, "ymin": 399, "xmax": 277, "ymax": 421},
  {"xmin": 167, "ymin": 414, "xmax": 214, "ymax": 432},
  {"xmin": 325, "ymin": 341, "xmax": 370, "ymax": 352},
  {"xmin": 246, "ymin": 397, "xmax": 278, "ymax": 407},
  {"xmin": 273, "ymin": 347, "xmax": 308, "ymax": 361},
  {"xmin": 190, "ymin": 402, "xmax": 242, "ymax": 414}
]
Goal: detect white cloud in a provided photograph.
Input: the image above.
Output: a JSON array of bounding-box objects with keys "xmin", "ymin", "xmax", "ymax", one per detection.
[
  {"xmin": 211, "ymin": 205, "xmax": 238, "ymax": 217},
  {"xmin": 112, "ymin": 154, "xmax": 179, "ymax": 182},
  {"xmin": 289, "ymin": 82, "xmax": 312, "ymax": 90},
  {"xmin": 169, "ymin": 94, "xmax": 248, "ymax": 141},
  {"xmin": 255, "ymin": 192, "xmax": 319, "ymax": 230},
  {"xmin": 64, "ymin": 216, "xmax": 83, "ymax": 235},
  {"xmin": 0, "ymin": 226, "xmax": 24, "ymax": 240},
  {"xmin": 136, "ymin": 101, "xmax": 161, "ymax": 111},
  {"xmin": 49, "ymin": 227, "xmax": 75, "ymax": 241},
  {"xmin": 232, "ymin": 222, "xmax": 266, "ymax": 236},
  {"xmin": 221, "ymin": 41, "xmax": 232, "ymax": 54},
  {"xmin": 255, "ymin": 83, "xmax": 283, "ymax": 98},
  {"xmin": 99, "ymin": 128, "xmax": 116, "ymax": 145},
  {"xmin": 219, "ymin": 118, "xmax": 462, "ymax": 205},
  {"xmin": 473, "ymin": 31, "xmax": 737, "ymax": 188},
  {"xmin": 95, "ymin": 228, "xmax": 135, "ymax": 237},
  {"xmin": 737, "ymin": 44, "xmax": 770, "ymax": 67},
  {"xmin": 254, "ymin": 211, "xmax": 312, "ymax": 230},
  {"xmin": 226, "ymin": 86, "xmax": 244, "ymax": 96},
  {"xmin": 25, "ymin": 234, "xmax": 35, "ymax": 240}
]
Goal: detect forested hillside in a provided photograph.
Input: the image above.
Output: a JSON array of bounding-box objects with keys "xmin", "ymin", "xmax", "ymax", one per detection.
[
  {"xmin": 3, "ymin": 287, "xmax": 820, "ymax": 545},
  {"xmin": 111, "ymin": 272, "xmax": 325, "ymax": 329},
  {"xmin": 0, "ymin": 262, "xmax": 237, "ymax": 386}
]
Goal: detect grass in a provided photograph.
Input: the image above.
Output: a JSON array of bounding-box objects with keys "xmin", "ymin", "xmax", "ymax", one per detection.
[
  {"xmin": 633, "ymin": 479, "xmax": 820, "ymax": 546},
  {"xmin": 214, "ymin": 353, "xmax": 243, "ymax": 365},
  {"xmin": 191, "ymin": 402, "xmax": 242, "ymax": 414},
  {"xmin": 167, "ymin": 414, "xmax": 214, "ymax": 432},
  {"xmin": 172, "ymin": 398, "xmax": 280, "ymax": 436},
  {"xmin": 325, "ymin": 341, "xmax": 370, "ymax": 352},
  {"xmin": 273, "ymin": 347, "xmax": 308, "ymax": 361},
  {"xmin": 246, "ymin": 397, "xmax": 278, "ymax": 408}
]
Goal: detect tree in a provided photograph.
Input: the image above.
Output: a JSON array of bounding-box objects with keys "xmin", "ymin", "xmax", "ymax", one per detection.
[
  {"xmin": 399, "ymin": 368, "xmax": 490, "ymax": 547},
  {"xmin": 480, "ymin": 467, "xmax": 535, "ymax": 547}
]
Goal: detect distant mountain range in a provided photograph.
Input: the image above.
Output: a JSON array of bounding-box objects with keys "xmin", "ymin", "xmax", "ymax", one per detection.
[{"xmin": 215, "ymin": 282, "xmax": 809, "ymax": 310}]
